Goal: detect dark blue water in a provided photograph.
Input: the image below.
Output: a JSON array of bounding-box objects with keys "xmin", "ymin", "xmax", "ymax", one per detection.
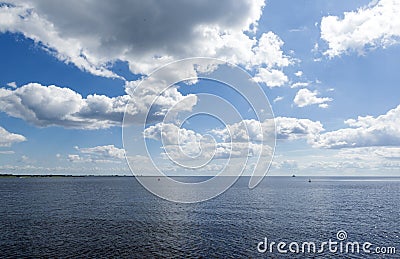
[{"xmin": 0, "ymin": 176, "xmax": 399, "ymax": 258}]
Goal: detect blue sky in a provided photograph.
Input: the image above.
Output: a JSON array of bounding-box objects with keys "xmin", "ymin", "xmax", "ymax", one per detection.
[{"xmin": 1, "ymin": 0, "xmax": 400, "ymax": 176}]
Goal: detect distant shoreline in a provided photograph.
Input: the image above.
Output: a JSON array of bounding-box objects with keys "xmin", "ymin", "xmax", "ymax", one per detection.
[
  {"xmin": 1, "ymin": 174, "xmax": 400, "ymax": 178},
  {"xmin": 0, "ymin": 174, "xmax": 132, "ymax": 178}
]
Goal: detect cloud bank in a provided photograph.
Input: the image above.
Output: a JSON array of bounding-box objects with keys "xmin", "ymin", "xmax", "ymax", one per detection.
[
  {"xmin": 68, "ymin": 145, "xmax": 125, "ymax": 163},
  {"xmin": 314, "ymin": 105, "xmax": 400, "ymax": 148},
  {"xmin": 321, "ymin": 0, "xmax": 400, "ymax": 57},
  {"xmin": 0, "ymin": 83, "xmax": 196, "ymax": 129},
  {"xmin": 0, "ymin": 0, "xmax": 291, "ymax": 82}
]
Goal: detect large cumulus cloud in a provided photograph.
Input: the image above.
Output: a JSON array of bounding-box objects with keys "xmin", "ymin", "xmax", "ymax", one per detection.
[
  {"xmin": 321, "ymin": 0, "xmax": 400, "ymax": 57},
  {"xmin": 0, "ymin": 83, "xmax": 196, "ymax": 129},
  {"xmin": 0, "ymin": 0, "xmax": 291, "ymax": 81},
  {"xmin": 313, "ymin": 105, "xmax": 400, "ymax": 148}
]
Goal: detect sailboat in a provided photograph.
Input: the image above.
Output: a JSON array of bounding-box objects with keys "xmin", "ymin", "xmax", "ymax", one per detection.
[{"xmin": 291, "ymin": 167, "xmax": 296, "ymax": 178}]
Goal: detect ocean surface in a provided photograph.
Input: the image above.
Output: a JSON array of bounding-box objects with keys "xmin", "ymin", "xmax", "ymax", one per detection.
[{"xmin": 0, "ymin": 176, "xmax": 399, "ymax": 258}]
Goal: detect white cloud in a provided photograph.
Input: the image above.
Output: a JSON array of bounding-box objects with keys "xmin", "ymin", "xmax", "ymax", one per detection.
[
  {"xmin": 291, "ymin": 82, "xmax": 309, "ymax": 88},
  {"xmin": 0, "ymin": 82, "xmax": 196, "ymax": 129},
  {"xmin": 313, "ymin": 104, "xmax": 400, "ymax": 148},
  {"xmin": 253, "ymin": 68, "xmax": 288, "ymax": 87},
  {"xmin": 273, "ymin": 96, "xmax": 284, "ymax": 103},
  {"xmin": 211, "ymin": 117, "xmax": 324, "ymax": 142},
  {"xmin": 77, "ymin": 145, "xmax": 125, "ymax": 160},
  {"xmin": 336, "ymin": 147, "xmax": 400, "ymax": 161},
  {"xmin": 0, "ymin": 1, "xmax": 291, "ymax": 80},
  {"xmin": 275, "ymin": 117, "xmax": 324, "ymax": 141},
  {"xmin": 372, "ymin": 147, "xmax": 400, "ymax": 159},
  {"xmin": 148, "ymin": 117, "xmax": 323, "ymax": 171},
  {"xmin": 253, "ymin": 33, "xmax": 293, "ymax": 82},
  {"xmin": 161, "ymin": 141, "xmax": 270, "ymax": 161},
  {"xmin": 19, "ymin": 155, "xmax": 29, "ymax": 162},
  {"xmin": 211, "ymin": 119, "xmax": 271, "ymax": 143},
  {"xmin": 293, "ymin": 88, "xmax": 332, "ymax": 108},
  {"xmin": 144, "ymin": 123, "xmax": 204, "ymax": 158},
  {"xmin": 0, "ymin": 126, "xmax": 26, "ymax": 147},
  {"xmin": 67, "ymin": 154, "xmax": 82, "ymax": 162},
  {"xmin": 0, "ymin": 83, "xmax": 126, "ymax": 129},
  {"xmin": 68, "ymin": 145, "xmax": 125, "ymax": 163},
  {"xmin": 270, "ymin": 145, "xmax": 400, "ymax": 174},
  {"xmin": 294, "ymin": 71, "xmax": 303, "ymax": 77},
  {"xmin": 144, "ymin": 122, "xmax": 273, "ymax": 163},
  {"xmin": 0, "ymin": 150, "xmax": 15, "ymax": 155},
  {"xmin": 318, "ymin": 103, "xmax": 329, "ymax": 109},
  {"xmin": 272, "ymin": 159, "xmax": 298, "ymax": 170},
  {"xmin": 312, "ymin": 43, "xmax": 319, "ymax": 53},
  {"xmin": 0, "ymin": 3, "xmax": 119, "ymax": 78},
  {"xmin": 144, "ymin": 123, "xmax": 237, "ymax": 162},
  {"xmin": 6, "ymin": 81, "xmax": 17, "ymax": 88},
  {"xmin": 308, "ymin": 147, "xmax": 400, "ymax": 171},
  {"xmin": 251, "ymin": 31, "xmax": 291, "ymax": 68},
  {"xmin": 321, "ymin": 0, "xmax": 400, "ymax": 57}
]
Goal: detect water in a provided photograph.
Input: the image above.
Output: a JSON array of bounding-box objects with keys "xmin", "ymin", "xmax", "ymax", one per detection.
[{"xmin": 0, "ymin": 176, "xmax": 399, "ymax": 258}]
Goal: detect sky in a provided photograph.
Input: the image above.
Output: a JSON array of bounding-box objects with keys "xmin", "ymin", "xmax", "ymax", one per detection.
[{"xmin": 1, "ymin": 0, "xmax": 400, "ymax": 176}]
